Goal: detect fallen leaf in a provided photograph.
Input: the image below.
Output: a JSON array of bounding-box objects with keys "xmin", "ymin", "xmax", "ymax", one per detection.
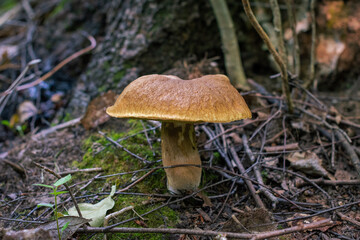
[
  {"xmin": 316, "ymin": 35, "xmax": 345, "ymax": 75},
  {"xmin": 287, "ymin": 151, "xmax": 332, "ymax": 178},
  {"xmin": 196, "ymin": 191, "xmax": 213, "ymax": 207},
  {"xmin": 18, "ymin": 101, "xmax": 37, "ymax": 123},
  {"xmin": 81, "ymin": 90, "xmax": 117, "ymax": 130},
  {"xmin": 40, "ymin": 216, "xmax": 90, "ymax": 240},
  {"xmin": 1, "ymin": 227, "xmax": 56, "ymax": 240},
  {"xmin": 68, "ymin": 185, "xmax": 116, "ymax": 227},
  {"xmin": 1, "ymin": 216, "xmax": 89, "ymax": 240}
]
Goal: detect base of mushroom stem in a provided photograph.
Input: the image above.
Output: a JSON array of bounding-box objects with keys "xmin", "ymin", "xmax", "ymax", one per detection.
[{"xmin": 161, "ymin": 122, "xmax": 202, "ymax": 194}]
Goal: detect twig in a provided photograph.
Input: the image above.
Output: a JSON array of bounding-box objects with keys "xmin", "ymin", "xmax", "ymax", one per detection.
[
  {"xmin": 263, "ymin": 165, "xmax": 331, "ymax": 199},
  {"xmin": 213, "ymin": 179, "xmax": 236, "ymax": 222},
  {"xmin": 285, "ymin": 0, "xmax": 300, "ymax": 76},
  {"xmin": 264, "ymin": 143, "xmax": 299, "ymax": 152},
  {"xmin": 331, "ymin": 130, "xmax": 336, "ymax": 168},
  {"xmin": 0, "ymin": 59, "xmax": 41, "ymax": 114},
  {"xmin": 201, "ymin": 125, "xmax": 234, "ymax": 172},
  {"xmin": 242, "ymin": 134, "xmax": 278, "ymax": 208},
  {"xmin": 337, "ymin": 212, "xmax": 360, "ymax": 228},
  {"xmin": 199, "ymin": 118, "xmax": 261, "ymax": 147},
  {"xmin": 32, "ymin": 116, "xmax": 82, "ymax": 139},
  {"xmin": 304, "ymin": 0, "xmax": 317, "ymax": 89},
  {"xmin": 249, "ymin": 105, "xmax": 282, "ymax": 141},
  {"xmin": 77, "ymin": 218, "xmax": 333, "ymax": 239},
  {"xmin": 0, "ymin": 217, "xmax": 44, "ymax": 224},
  {"xmin": 296, "ymin": 178, "xmax": 360, "ymax": 187},
  {"xmin": 265, "ymin": 128, "xmax": 287, "ymax": 144},
  {"xmin": 269, "ymin": 0, "xmax": 287, "ymax": 67},
  {"xmin": 58, "ymin": 168, "xmax": 103, "ymax": 176},
  {"xmin": 326, "ymin": 115, "xmax": 360, "ymax": 129},
  {"xmin": 241, "ymin": 0, "xmax": 294, "ymax": 113},
  {"xmin": 103, "ymin": 206, "xmax": 134, "ymax": 240},
  {"xmin": 14, "ymin": 34, "xmax": 96, "ymax": 92},
  {"xmin": 98, "ymin": 131, "xmax": 151, "ymax": 164},
  {"xmin": 297, "ymin": 106, "xmax": 352, "ymax": 143},
  {"xmin": 117, "ymin": 169, "xmax": 156, "ymax": 192},
  {"xmin": 229, "ymin": 144, "xmax": 266, "ymax": 209},
  {"xmin": 274, "ymin": 200, "xmax": 360, "ymax": 226},
  {"xmin": 32, "ymin": 162, "xmax": 83, "ymax": 218},
  {"xmin": 140, "ymin": 120, "xmax": 155, "ymax": 156},
  {"xmin": 334, "ymin": 130, "xmax": 360, "ymax": 177}
]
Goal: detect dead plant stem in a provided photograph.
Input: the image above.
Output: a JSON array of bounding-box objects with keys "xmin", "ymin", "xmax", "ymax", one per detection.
[
  {"xmin": 241, "ymin": 0, "xmax": 294, "ymax": 113},
  {"xmin": 33, "ymin": 162, "xmax": 83, "ymax": 218},
  {"xmin": 285, "ymin": 0, "xmax": 300, "ymax": 76}
]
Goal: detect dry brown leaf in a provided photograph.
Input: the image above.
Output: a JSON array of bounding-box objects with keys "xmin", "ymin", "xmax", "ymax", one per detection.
[
  {"xmin": 287, "ymin": 151, "xmax": 332, "ymax": 178},
  {"xmin": 18, "ymin": 101, "xmax": 37, "ymax": 123},
  {"xmin": 316, "ymin": 35, "xmax": 345, "ymax": 75},
  {"xmin": 81, "ymin": 90, "xmax": 117, "ymax": 130},
  {"xmin": 196, "ymin": 191, "xmax": 213, "ymax": 207}
]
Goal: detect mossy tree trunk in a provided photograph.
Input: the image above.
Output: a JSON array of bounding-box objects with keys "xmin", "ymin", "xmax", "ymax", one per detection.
[{"xmin": 66, "ymin": 0, "xmax": 222, "ymax": 116}]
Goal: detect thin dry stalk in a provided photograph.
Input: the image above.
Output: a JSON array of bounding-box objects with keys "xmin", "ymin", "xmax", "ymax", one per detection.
[
  {"xmin": 77, "ymin": 219, "xmax": 334, "ymax": 239},
  {"xmin": 242, "ymin": 134, "xmax": 278, "ymax": 208},
  {"xmin": 241, "ymin": 0, "xmax": 294, "ymax": 113},
  {"xmin": 285, "ymin": 0, "xmax": 300, "ymax": 76},
  {"xmin": 32, "ymin": 162, "xmax": 83, "ymax": 218},
  {"xmin": 210, "ymin": 0, "xmax": 249, "ymax": 89},
  {"xmin": 305, "ymin": 0, "xmax": 317, "ymax": 89},
  {"xmin": 269, "ymin": 0, "xmax": 287, "ymax": 67},
  {"xmin": 334, "ymin": 130, "xmax": 360, "ymax": 177},
  {"xmin": 228, "ymin": 144, "xmax": 266, "ymax": 209},
  {"xmin": 16, "ymin": 34, "xmax": 95, "ymax": 92}
]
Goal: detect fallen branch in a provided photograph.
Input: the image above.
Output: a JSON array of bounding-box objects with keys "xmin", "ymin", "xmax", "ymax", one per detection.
[
  {"xmin": 334, "ymin": 130, "xmax": 360, "ymax": 177},
  {"xmin": 58, "ymin": 168, "xmax": 103, "ymax": 176},
  {"xmin": 32, "ymin": 116, "xmax": 82, "ymax": 139},
  {"xmin": 337, "ymin": 212, "xmax": 360, "ymax": 228},
  {"xmin": 229, "ymin": 144, "xmax": 266, "ymax": 209},
  {"xmin": 0, "ymin": 34, "xmax": 96, "ymax": 95},
  {"xmin": 264, "ymin": 143, "xmax": 299, "ymax": 152},
  {"xmin": 76, "ymin": 218, "xmax": 334, "ymax": 239},
  {"xmin": 242, "ymin": 134, "xmax": 278, "ymax": 208},
  {"xmin": 296, "ymin": 178, "xmax": 360, "ymax": 187}
]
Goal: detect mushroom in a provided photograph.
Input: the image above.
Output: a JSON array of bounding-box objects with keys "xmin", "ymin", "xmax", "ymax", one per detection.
[{"xmin": 106, "ymin": 74, "xmax": 251, "ymax": 193}]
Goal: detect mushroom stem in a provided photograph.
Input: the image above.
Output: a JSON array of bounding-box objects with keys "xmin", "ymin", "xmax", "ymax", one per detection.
[{"xmin": 161, "ymin": 122, "xmax": 201, "ymax": 193}]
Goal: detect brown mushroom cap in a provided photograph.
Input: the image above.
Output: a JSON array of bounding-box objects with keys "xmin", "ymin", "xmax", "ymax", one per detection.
[{"xmin": 106, "ymin": 74, "xmax": 251, "ymax": 123}]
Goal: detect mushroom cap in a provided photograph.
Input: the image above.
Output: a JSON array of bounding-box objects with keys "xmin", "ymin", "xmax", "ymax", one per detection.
[{"xmin": 106, "ymin": 74, "xmax": 251, "ymax": 123}]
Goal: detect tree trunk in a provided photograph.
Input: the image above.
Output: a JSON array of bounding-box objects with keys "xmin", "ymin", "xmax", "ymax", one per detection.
[{"xmin": 66, "ymin": 0, "xmax": 226, "ymax": 117}]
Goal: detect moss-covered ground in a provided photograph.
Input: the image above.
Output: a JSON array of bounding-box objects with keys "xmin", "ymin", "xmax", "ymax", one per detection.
[{"xmin": 73, "ymin": 120, "xmax": 179, "ymax": 239}]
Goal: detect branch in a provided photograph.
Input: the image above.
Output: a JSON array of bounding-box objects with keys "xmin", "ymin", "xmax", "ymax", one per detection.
[
  {"xmin": 269, "ymin": 0, "xmax": 287, "ymax": 67},
  {"xmin": 304, "ymin": 0, "xmax": 317, "ymax": 89},
  {"xmin": 241, "ymin": 0, "xmax": 294, "ymax": 113},
  {"xmin": 77, "ymin": 219, "xmax": 334, "ymax": 239}
]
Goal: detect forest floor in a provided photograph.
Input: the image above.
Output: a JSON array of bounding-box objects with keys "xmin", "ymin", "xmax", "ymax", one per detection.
[
  {"xmin": 1, "ymin": 67, "xmax": 359, "ymax": 240},
  {"xmin": 1, "ymin": 1, "xmax": 360, "ymax": 240}
]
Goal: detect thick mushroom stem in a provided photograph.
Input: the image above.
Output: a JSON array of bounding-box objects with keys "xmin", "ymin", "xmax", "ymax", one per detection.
[{"xmin": 161, "ymin": 122, "xmax": 201, "ymax": 193}]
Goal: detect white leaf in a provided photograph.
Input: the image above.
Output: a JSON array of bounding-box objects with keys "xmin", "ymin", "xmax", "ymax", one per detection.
[{"xmin": 67, "ymin": 185, "xmax": 116, "ymax": 227}]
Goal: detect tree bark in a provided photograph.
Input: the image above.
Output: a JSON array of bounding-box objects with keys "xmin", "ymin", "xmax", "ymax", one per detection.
[{"xmin": 66, "ymin": 0, "xmax": 227, "ymax": 117}]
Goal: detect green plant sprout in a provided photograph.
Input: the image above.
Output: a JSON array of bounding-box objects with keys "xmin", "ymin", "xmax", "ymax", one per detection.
[
  {"xmin": 1, "ymin": 120, "xmax": 27, "ymax": 136},
  {"xmin": 34, "ymin": 174, "xmax": 72, "ymax": 240}
]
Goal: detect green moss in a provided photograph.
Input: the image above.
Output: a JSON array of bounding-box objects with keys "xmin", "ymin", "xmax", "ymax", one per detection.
[
  {"xmin": 113, "ymin": 69, "xmax": 126, "ymax": 84},
  {"xmin": 74, "ymin": 120, "xmax": 180, "ymax": 239},
  {"xmin": 0, "ymin": 0, "xmax": 17, "ymax": 14},
  {"xmin": 49, "ymin": 0, "xmax": 70, "ymax": 17},
  {"xmin": 103, "ymin": 195, "xmax": 179, "ymax": 240},
  {"xmin": 74, "ymin": 119, "xmax": 165, "ymax": 192}
]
